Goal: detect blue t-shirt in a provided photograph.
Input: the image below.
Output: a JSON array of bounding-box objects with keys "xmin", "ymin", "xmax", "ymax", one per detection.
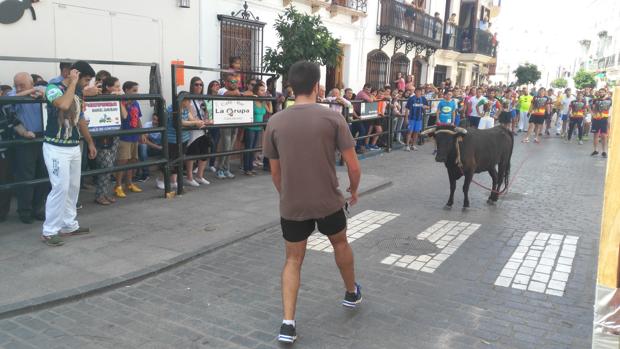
[
  {"xmin": 437, "ymin": 99, "xmax": 456, "ymax": 124},
  {"xmin": 44, "ymin": 82, "xmax": 83, "ymax": 146},
  {"xmin": 166, "ymin": 105, "xmax": 190, "ymax": 144},
  {"xmin": 120, "ymin": 101, "xmax": 142, "ymax": 142},
  {"xmin": 8, "ymin": 90, "xmax": 44, "ymax": 133},
  {"xmin": 406, "ymin": 96, "xmax": 427, "ymax": 121}
]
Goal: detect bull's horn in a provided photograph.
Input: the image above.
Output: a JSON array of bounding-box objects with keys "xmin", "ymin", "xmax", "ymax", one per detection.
[
  {"xmin": 455, "ymin": 127, "xmax": 468, "ymax": 134},
  {"xmin": 421, "ymin": 127, "xmax": 436, "ymax": 135}
]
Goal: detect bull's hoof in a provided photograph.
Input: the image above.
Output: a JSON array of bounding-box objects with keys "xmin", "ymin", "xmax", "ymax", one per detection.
[
  {"xmin": 444, "ymin": 204, "xmax": 453, "ymax": 210},
  {"xmin": 463, "ymin": 202, "xmax": 470, "ymax": 208}
]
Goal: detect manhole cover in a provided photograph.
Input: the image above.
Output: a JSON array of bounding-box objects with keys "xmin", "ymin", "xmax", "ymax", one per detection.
[{"xmin": 375, "ymin": 236, "xmax": 439, "ymax": 255}]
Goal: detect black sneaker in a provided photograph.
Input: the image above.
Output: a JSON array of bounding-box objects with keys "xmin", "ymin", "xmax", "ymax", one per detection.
[
  {"xmin": 278, "ymin": 324, "xmax": 297, "ymax": 344},
  {"xmin": 342, "ymin": 283, "xmax": 362, "ymax": 308},
  {"xmin": 59, "ymin": 227, "xmax": 90, "ymax": 237},
  {"xmin": 591, "ymin": 151, "xmax": 599, "ymax": 156},
  {"xmin": 602, "ymin": 152, "xmax": 607, "ymax": 158}
]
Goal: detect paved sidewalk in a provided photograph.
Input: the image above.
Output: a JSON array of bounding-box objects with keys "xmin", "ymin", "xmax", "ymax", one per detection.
[{"xmin": 0, "ymin": 164, "xmax": 391, "ymax": 316}]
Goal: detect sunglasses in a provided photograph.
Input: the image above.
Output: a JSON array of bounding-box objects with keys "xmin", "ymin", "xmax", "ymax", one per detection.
[{"xmin": 229, "ymin": 79, "xmax": 238, "ymax": 83}]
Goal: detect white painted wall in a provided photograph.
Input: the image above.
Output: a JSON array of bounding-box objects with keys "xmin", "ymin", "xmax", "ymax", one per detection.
[
  {"xmin": 0, "ymin": 0, "xmax": 200, "ymax": 112},
  {"xmin": 199, "ymin": 0, "xmax": 367, "ymax": 91}
]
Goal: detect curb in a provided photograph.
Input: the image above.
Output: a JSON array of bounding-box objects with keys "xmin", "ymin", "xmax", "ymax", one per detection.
[{"xmin": 0, "ymin": 178, "xmax": 392, "ymax": 319}]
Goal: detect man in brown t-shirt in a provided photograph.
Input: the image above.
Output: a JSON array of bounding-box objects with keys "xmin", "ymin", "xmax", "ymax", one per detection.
[{"xmin": 263, "ymin": 61, "xmax": 362, "ymax": 344}]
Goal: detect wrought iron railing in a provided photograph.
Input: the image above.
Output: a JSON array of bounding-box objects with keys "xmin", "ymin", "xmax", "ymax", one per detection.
[
  {"xmin": 377, "ymin": 0, "xmax": 442, "ymax": 48},
  {"xmin": 332, "ymin": 0, "xmax": 367, "ymax": 13},
  {"xmin": 456, "ymin": 28, "xmax": 496, "ymax": 57},
  {"xmin": 442, "ymin": 23, "xmax": 459, "ymax": 50}
]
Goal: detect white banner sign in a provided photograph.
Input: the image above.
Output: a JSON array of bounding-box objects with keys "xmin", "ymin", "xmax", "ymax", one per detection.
[
  {"xmin": 83, "ymin": 101, "xmax": 121, "ymax": 131},
  {"xmin": 212, "ymin": 100, "xmax": 254, "ymax": 125}
]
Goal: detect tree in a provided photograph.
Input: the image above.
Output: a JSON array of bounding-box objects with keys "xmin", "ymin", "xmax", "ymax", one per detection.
[
  {"xmin": 263, "ymin": 6, "xmax": 341, "ymax": 83},
  {"xmin": 551, "ymin": 78, "xmax": 567, "ymax": 89},
  {"xmin": 574, "ymin": 69, "xmax": 596, "ymax": 89},
  {"xmin": 513, "ymin": 63, "xmax": 541, "ymax": 86}
]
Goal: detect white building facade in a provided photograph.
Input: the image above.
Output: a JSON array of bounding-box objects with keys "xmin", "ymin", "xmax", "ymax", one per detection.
[{"xmin": 0, "ymin": 0, "xmax": 500, "ymax": 99}]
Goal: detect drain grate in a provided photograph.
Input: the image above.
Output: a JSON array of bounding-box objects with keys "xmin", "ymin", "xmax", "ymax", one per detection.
[{"xmin": 374, "ymin": 236, "xmax": 438, "ymax": 256}]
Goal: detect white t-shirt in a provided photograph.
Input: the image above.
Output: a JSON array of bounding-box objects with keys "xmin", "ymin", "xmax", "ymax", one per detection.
[
  {"xmin": 189, "ymin": 99, "xmax": 206, "ymax": 144},
  {"xmin": 468, "ymin": 96, "xmax": 483, "ymax": 117},
  {"xmin": 560, "ymin": 95, "xmax": 574, "ymax": 115}
]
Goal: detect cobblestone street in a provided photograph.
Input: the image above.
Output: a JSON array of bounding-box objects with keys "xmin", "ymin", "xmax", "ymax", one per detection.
[{"xmin": 0, "ymin": 136, "xmax": 605, "ymax": 349}]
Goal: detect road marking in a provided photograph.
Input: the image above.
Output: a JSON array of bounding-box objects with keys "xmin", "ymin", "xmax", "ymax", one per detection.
[
  {"xmin": 494, "ymin": 231, "xmax": 578, "ymax": 297},
  {"xmin": 380, "ymin": 220, "xmax": 481, "ymax": 273},
  {"xmin": 306, "ymin": 210, "xmax": 399, "ymax": 253}
]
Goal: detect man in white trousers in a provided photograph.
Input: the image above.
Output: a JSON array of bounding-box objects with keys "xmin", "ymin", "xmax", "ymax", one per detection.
[{"xmin": 41, "ymin": 61, "xmax": 97, "ymax": 246}]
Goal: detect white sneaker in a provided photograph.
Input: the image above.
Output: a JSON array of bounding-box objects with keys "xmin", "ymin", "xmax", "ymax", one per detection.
[
  {"xmin": 209, "ymin": 166, "xmax": 217, "ymax": 173},
  {"xmin": 404, "ymin": 146, "xmax": 411, "ymax": 152},
  {"xmin": 196, "ymin": 177, "xmax": 210, "ymax": 185},
  {"xmin": 156, "ymin": 178, "xmax": 165, "ymax": 190},
  {"xmin": 192, "ymin": 168, "xmax": 198, "ymax": 175},
  {"xmin": 185, "ymin": 178, "xmax": 200, "ymax": 187},
  {"xmin": 171, "ymin": 181, "xmax": 178, "ymax": 189},
  {"xmin": 578, "ymin": 140, "xmax": 584, "ymax": 145},
  {"xmin": 224, "ymin": 170, "xmax": 235, "ymax": 179},
  {"xmin": 412, "ymin": 145, "xmax": 419, "ymax": 151}
]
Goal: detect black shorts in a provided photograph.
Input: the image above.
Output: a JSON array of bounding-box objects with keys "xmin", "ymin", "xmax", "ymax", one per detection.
[
  {"xmin": 591, "ymin": 118, "xmax": 608, "ymax": 134},
  {"xmin": 186, "ymin": 134, "xmax": 212, "ymax": 156},
  {"xmin": 499, "ymin": 111, "xmax": 512, "ymax": 124},
  {"xmin": 281, "ymin": 209, "xmax": 347, "ymax": 243},
  {"xmin": 469, "ymin": 116, "xmax": 481, "ymax": 128},
  {"xmin": 530, "ymin": 115, "xmax": 545, "ymax": 125}
]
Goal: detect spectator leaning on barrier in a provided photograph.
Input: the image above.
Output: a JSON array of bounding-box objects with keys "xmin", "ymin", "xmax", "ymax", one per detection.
[
  {"xmin": 165, "ymin": 92, "xmax": 204, "ymax": 190},
  {"xmin": 1, "ymin": 85, "xmax": 13, "ymax": 96},
  {"xmin": 216, "ymin": 72, "xmax": 241, "ymax": 180},
  {"xmin": 390, "ymin": 89, "xmax": 405, "ymax": 145},
  {"xmin": 1, "ymin": 103, "xmax": 35, "ymax": 222},
  {"xmin": 243, "ymin": 81, "xmax": 271, "ymax": 176},
  {"xmin": 114, "ymin": 81, "xmax": 144, "ymax": 198},
  {"xmin": 8, "ymin": 72, "xmax": 48, "ymax": 223},
  {"xmin": 325, "ymin": 88, "xmax": 352, "ymax": 115},
  {"xmin": 206, "ymin": 80, "xmax": 221, "ymax": 173},
  {"xmin": 346, "ymin": 87, "xmax": 367, "ymax": 154},
  {"xmin": 185, "ymin": 76, "xmax": 212, "ymax": 187},
  {"xmin": 41, "ymin": 61, "xmax": 97, "ymax": 247},
  {"xmin": 93, "ymin": 77, "xmax": 122, "ymax": 206}
]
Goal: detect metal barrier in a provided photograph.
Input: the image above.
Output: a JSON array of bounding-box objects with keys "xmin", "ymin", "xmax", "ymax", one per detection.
[
  {"xmin": 170, "ymin": 63, "xmax": 278, "ymax": 194},
  {"xmin": 0, "ymin": 56, "xmax": 170, "ymax": 195}
]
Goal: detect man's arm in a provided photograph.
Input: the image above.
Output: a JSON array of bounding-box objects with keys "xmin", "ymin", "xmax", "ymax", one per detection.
[
  {"xmin": 224, "ymin": 90, "xmax": 242, "ymax": 97},
  {"xmin": 341, "ymin": 147, "xmax": 361, "ymax": 206},
  {"xmin": 78, "ymin": 118, "xmax": 97, "ymax": 159},
  {"xmin": 269, "ymin": 159, "xmax": 282, "ymax": 194},
  {"xmin": 50, "ymin": 70, "xmax": 79, "ymax": 111}
]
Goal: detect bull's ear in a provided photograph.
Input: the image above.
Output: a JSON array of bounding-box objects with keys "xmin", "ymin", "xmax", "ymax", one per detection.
[
  {"xmin": 455, "ymin": 127, "xmax": 468, "ymax": 135},
  {"xmin": 421, "ymin": 127, "xmax": 436, "ymax": 136}
]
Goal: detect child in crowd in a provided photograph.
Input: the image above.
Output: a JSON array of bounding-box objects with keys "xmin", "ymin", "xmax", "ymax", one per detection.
[
  {"xmin": 94, "ymin": 77, "xmax": 121, "ymax": 205},
  {"xmin": 114, "ymin": 81, "xmax": 143, "ymax": 198}
]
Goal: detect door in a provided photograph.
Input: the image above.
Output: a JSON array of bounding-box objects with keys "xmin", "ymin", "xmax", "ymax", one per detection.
[
  {"xmin": 433, "ymin": 65, "xmax": 447, "ymax": 86},
  {"xmin": 412, "ymin": 60, "xmax": 422, "ymax": 87},
  {"xmin": 326, "ymin": 47, "xmax": 344, "ymax": 92}
]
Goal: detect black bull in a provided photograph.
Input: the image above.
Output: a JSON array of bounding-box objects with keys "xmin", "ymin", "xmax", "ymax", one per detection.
[{"xmin": 422, "ymin": 125, "xmax": 514, "ymax": 208}]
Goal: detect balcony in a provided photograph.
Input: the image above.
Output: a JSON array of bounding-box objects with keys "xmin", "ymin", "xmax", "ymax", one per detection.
[
  {"xmin": 330, "ymin": 0, "xmax": 367, "ymax": 22},
  {"xmin": 443, "ymin": 28, "xmax": 497, "ymax": 63},
  {"xmin": 377, "ymin": 0, "xmax": 442, "ymax": 48},
  {"xmin": 281, "ymin": 0, "xmax": 367, "ymax": 22}
]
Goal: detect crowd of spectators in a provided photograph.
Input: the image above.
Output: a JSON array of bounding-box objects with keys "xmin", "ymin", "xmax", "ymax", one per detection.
[{"xmin": 0, "ymin": 55, "xmax": 511, "ymax": 230}]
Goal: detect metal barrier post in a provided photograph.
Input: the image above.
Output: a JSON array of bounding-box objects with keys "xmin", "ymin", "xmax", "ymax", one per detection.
[
  {"xmin": 387, "ymin": 107, "xmax": 393, "ymax": 153},
  {"xmin": 170, "ymin": 65, "xmax": 184, "ymax": 195}
]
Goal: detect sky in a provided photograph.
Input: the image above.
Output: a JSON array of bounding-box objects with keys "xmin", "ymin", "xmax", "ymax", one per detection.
[{"xmin": 492, "ymin": 0, "xmax": 585, "ymax": 85}]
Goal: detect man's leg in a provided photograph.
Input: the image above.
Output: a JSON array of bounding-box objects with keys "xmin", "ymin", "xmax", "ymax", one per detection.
[
  {"xmin": 42, "ymin": 144, "xmax": 71, "ymax": 237},
  {"xmin": 0, "ymin": 156, "xmax": 11, "ymax": 220},
  {"xmin": 14, "ymin": 142, "xmax": 37, "ymax": 221},
  {"xmin": 593, "ymin": 132, "xmax": 599, "ymax": 153},
  {"xmin": 327, "ymin": 230, "xmax": 356, "ymax": 293},
  {"xmin": 602, "ymin": 134, "xmax": 608, "ymax": 154},
  {"xmin": 282, "ymin": 239, "xmax": 307, "ymax": 321},
  {"xmin": 60, "ymin": 146, "xmax": 82, "ymax": 233}
]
